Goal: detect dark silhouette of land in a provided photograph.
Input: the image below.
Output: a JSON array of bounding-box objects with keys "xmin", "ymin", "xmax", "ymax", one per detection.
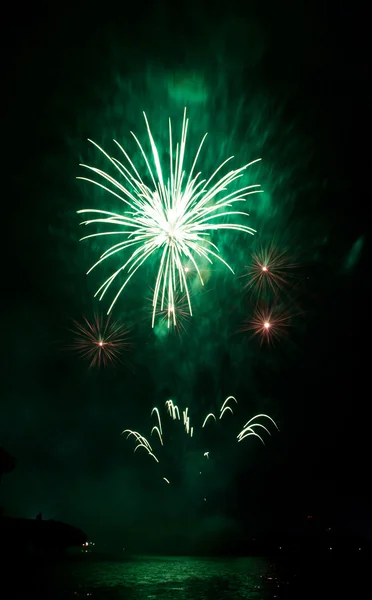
[
  {"xmin": 0, "ymin": 446, "xmax": 87, "ymax": 557},
  {"xmin": 0, "ymin": 515, "xmax": 87, "ymax": 556}
]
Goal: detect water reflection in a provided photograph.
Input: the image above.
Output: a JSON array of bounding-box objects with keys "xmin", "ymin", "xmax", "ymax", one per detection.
[
  {"xmin": 5, "ymin": 554, "xmax": 367, "ymax": 599},
  {"xmin": 66, "ymin": 556, "xmax": 272, "ymax": 599}
]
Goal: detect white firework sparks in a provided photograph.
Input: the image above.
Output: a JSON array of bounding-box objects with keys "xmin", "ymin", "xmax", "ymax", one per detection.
[
  {"xmin": 77, "ymin": 109, "xmax": 262, "ymax": 326},
  {"xmin": 124, "ymin": 398, "xmax": 279, "ymax": 487},
  {"xmin": 237, "ymin": 414, "xmax": 279, "ymax": 446}
]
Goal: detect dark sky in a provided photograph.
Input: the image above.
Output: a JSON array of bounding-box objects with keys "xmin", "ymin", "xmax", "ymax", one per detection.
[{"xmin": 1, "ymin": 1, "xmax": 369, "ymax": 551}]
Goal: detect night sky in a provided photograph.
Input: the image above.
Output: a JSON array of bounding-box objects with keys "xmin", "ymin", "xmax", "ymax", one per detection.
[{"xmin": 1, "ymin": 1, "xmax": 369, "ymax": 552}]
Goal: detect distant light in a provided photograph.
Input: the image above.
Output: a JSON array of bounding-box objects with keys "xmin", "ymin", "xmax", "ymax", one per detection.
[
  {"xmin": 359, "ymin": 547, "xmax": 362, "ymax": 551},
  {"xmin": 204, "ymin": 498, "xmax": 206, "ymax": 501},
  {"xmin": 262, "ymin": 266, "xmax": 268, "ymax": 272},
  {"xmin": 264, "ymin": 321, "xmax": 270, "ymax": 329},
  {"xmin": 98, "ymin": 341, "xmax": 103, "ymax": 346},
  {"xmin": 279, "ymin": 546, "xmax": 282, "ymax": 550},
  {"xmin": 329, "ymin": 547, "xmax": 332, "ymax": 551},
  {"xmin": 307, "ymin": 515, "xmax": 313, "ymax": 519}
]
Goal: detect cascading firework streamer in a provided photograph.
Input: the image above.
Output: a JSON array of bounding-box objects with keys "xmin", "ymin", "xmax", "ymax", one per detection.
[
  {"xmin": 123, "ymin": 396, "xmax": 279, "ymax": 487},
  {"xmin": 77, "ymin": 109, "xmax": 262, "ymax": 327}
]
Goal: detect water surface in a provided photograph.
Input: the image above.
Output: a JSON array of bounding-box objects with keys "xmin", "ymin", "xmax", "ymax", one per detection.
[{"xmin": 4, "ymin": 554, "xmax": 368, "ymax": 599}]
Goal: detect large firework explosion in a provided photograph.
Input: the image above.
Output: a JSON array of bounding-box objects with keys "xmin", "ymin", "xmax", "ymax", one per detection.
[{"xmin": 77, "ymin": 109, "xmax": 262, "ymax": 327}]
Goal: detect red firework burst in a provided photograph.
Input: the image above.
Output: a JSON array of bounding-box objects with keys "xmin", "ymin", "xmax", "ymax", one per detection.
[
  {"xmin": 242, "ymin": 303, "xmax": 291, "ymax": 345},
  {"xmin": 71, "ymin": 314, "xmax": 130, "ymax": 368},
  {"xmin": 242, "ymin": 243, "xmax": 297, "ymax": 296}
]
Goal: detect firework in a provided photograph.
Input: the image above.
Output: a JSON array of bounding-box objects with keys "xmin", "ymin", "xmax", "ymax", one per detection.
[
  {"xmin": 150, "ymin": 407, "xmax": 163, "ymax": 445},
  {"xmin": 122, "ymin": 429, "xmax": 159, "ymax": 463},
  {"xmin": 219, "ymin": 395, "xmax": 238, "ymax": 419},
  {"xmin": 156, "ymin": 291, "xmax": 191, "ymax": 333},
  {"xmin": 202, "ymin": 413, "xmax": 217, "ymax": 428},
  {"xmin": 71, "ymin": 314, "xmax": 130, "ymax": 368},
  {"xmin": 166, "ymin": 399, "xmax": 181, "ymax": 420},
  {"xmin": 237, "ymin": 414, "xmax": 279, "ymax": 446},
  {"xmin": 77, "ymin": 110, "xmax": 262, "ymax": 326},
  {"xmin": 242, "ymin": 242, "xmax": 296, "ymax": 297},
  {"xmin": 202, "ymin": 395, "xmax": 237, "ymax": 427},
  {"xmin": 124, "ymin": 396, "xmax": 278, "ymax": 487},
  {"xmin": 242, "ymin": 303, "xmax": 291, "ymax": 345}
]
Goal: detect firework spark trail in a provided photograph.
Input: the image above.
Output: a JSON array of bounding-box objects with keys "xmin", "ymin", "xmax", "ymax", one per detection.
[
  {"xmin": 150, "ymin": 426, "xmax": 163, "ymax": 445},
  {"xmin": 123, "ymin": 430, "xmax": 152, "ymax": 451},
  {"xmin": 151, "ymin": 407, "xmax": 163, "ymax": 434},
  {"xmin": 122, "ymin": 429, "xmax": 159, "ymax": 462},
  {"xmin": 150, "ymin": 407, "xmax": 163, "ymax": 445},
  {"xmin": 220, "ymin": 395, "xmax": 238, "ymax": 413},
  {"xmin": 77, "ymin": 110, "xmax": 262, "ymax": 326},
  {"xmin": 219, "ymin": 396, "xmax": 238, "ymax": 420},
  {"xmin": 166, "ymin": 399, "xmax": 180, "ymax": 420},
  {"xmin": 237, "ymin": 414, "xmax": 279, "ymax": 446},
  {"xmin": 220, "ymin": 406, "xmax": 234, "ymax": 419},
  {"xmin": 202, "ymin": 413, "xmax": 216, "ymax": 428},
  {"xmin": 182, "ymin": 407, "xmax": 194, "ymax": 437},
  {"xmin": 202, "ymin": 395, "xmax": 237, "ymax": 427},
  {"xmin": 183, "ymin": 408, "xmax": 188, "ymax": 430}
]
